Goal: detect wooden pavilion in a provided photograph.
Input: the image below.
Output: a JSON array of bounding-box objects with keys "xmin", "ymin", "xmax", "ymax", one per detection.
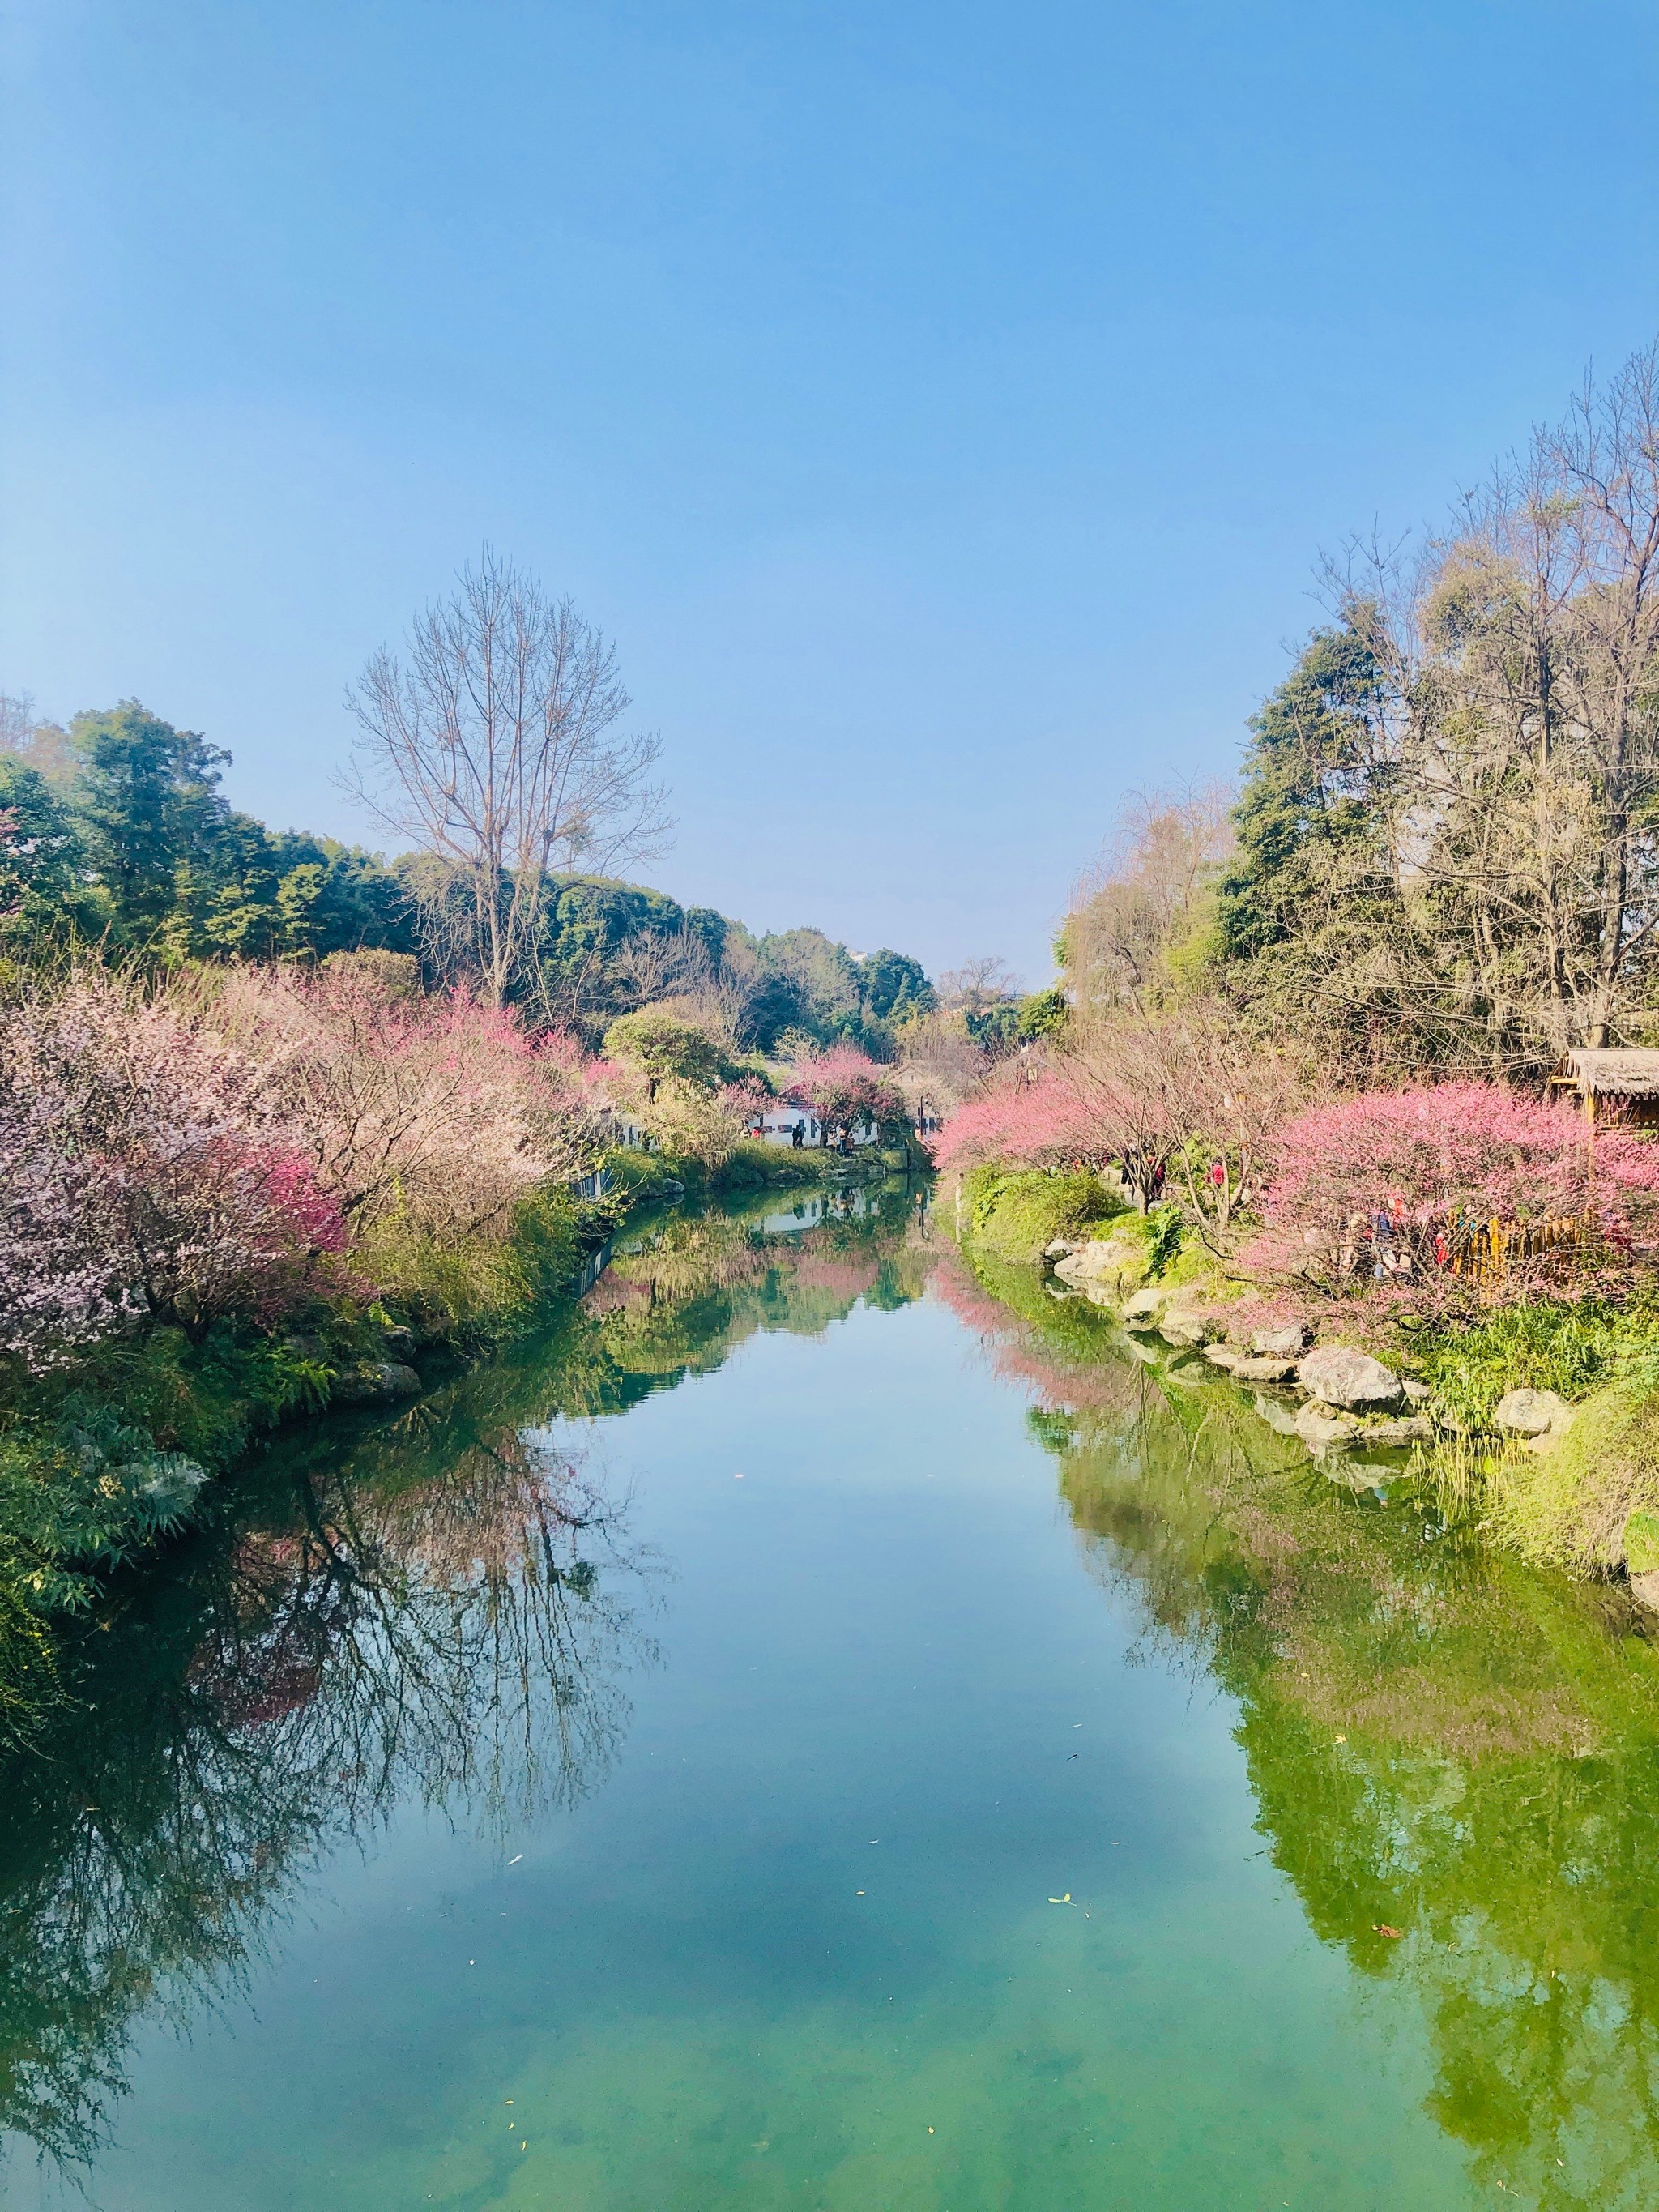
[{"xmin": 1547, "ymin": 1048, "xmax": 1659, "ymax": 1130}]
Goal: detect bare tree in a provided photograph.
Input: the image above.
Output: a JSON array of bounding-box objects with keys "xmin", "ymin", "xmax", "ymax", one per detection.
[
  {"xmin": 938, "ymin": 954, "xmax": 1021, "ymax": 1014},
  {"xmin": 0, "ymin": 690, "xmax": 34, "ymax": 752},
  {"xmin": 1064, "ymin": 780, "xmax": 1235, "ymax": 1016},
  {"xmin": 347, "ymin": 550, "xmax": 671, "ymax": 1006}
]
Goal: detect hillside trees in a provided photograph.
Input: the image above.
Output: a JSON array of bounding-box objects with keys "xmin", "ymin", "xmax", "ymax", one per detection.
[{"xmin": 1217, "ymin": 339, "xmax": 1659, "ymax": 1075}]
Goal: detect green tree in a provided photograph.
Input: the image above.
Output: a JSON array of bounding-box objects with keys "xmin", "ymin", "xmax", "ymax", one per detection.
[
  {"xmin": 0, "ymin": 758, "xmax": 92, "ymax": 950},
  {"xmin": 861, "ymin": 948, "xmax": 936, "ymax": 1021},
  {"xmin": 602, "ymin": 1009, "xmax": 732, "ymax": 1098},
  {"xmin": 1213, "ymin": 621, "xmax": 1392, "ymax": 965},
  {"xmin": 67, "ymin": 702, "xmax": 233, "ymax": 948}
]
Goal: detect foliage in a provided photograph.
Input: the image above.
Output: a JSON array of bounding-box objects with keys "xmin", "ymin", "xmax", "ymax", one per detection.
[
  {"xmin": 1213, "ymin": 339, "xmax": 1659, "ymax": 1074},
  {"xmin": 1063, "ymin": 781, "xmax": 1235, "ymax": 1014},
  {"xmin": 0, "ymin": 760, "xmax": 92, "ymax": 949},
  {"xmin": 1404, "ymin": 1296, "xmax": 1659, "ymax": 1434},
  {"xmin": 859, "ymin": 948, "xmax": 936, "ymax": 1022},
  {"xmin": 602, "ymin": 1007, "xmax": 734, "ymax": 1095},
  {"xmin": 956, "ymin": 1165, "xmax": 1121, "ymax": 1264}
]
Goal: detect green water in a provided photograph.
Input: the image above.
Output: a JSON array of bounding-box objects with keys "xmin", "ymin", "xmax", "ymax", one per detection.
[{"xmin": 6, "ymin": 1192, "xmax": 1659, "ymax": 2209}]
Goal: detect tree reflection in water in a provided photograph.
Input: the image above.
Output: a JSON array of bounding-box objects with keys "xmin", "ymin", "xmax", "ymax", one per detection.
[
  {"xmin": 940, "ymin": 1245, "xmax": 1659, "ymax": 2212},
  {"xmin": 0, "ymin": 1181, "xmax": 928, "ymax": 2175}
]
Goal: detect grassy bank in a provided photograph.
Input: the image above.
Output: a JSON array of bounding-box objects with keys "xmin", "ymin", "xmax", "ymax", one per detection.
[
  {"xmin": 951, "ymin": 1164, "xmax": 1659, "ymax": 1590},
  {"xmin": 0, "ymin": 1161, "xmax": 654, "ymax": 1678}
]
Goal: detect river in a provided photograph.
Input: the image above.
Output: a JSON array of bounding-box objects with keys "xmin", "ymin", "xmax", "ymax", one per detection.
[{"xmin": 3, "ymin": 1187, "xmax": 1658, "ymax": 2209}]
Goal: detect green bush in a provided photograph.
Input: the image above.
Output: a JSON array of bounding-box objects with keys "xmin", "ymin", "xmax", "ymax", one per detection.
[{"xmin": 962, "ymin": 1165, "xmax": 1123, "ymax": 1265}]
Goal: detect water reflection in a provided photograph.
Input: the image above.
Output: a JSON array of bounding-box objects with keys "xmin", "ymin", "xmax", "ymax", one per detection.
[
  {"xmin": 940, "ymin": 1245, "xmax": 1659, "ymax": 2211},
  {"xmin": 0, "ymin": 1184, "xmax": 928, "ymax": 2174}
]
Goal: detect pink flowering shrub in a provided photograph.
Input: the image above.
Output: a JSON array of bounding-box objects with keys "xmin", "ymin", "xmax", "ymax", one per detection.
[
  {"xmin": 0, "ymin": 978, "xmax": 339, "ymax": 1359},
  {"xmin": 198, "ymin": 963, "xmax": 603, "ymax": 1241},
  {"xmin": 1243, "ymin": 1082, "xmax": 1659, "ymax": 1296}
]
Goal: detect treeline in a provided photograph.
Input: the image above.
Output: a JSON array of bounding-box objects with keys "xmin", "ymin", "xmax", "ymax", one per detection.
[
  {"xmin": 1068, "ymin": 340, "xmax": 1659, "ymax": 1080},
  {"xmin": 0, "ymin": 695, "xmax": 936, "ymax": 1057}
]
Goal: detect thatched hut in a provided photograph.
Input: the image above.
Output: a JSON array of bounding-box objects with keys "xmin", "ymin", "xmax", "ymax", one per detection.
[{"xmin": 1547, "ymin": 1048, "xmax": 1659, "ymax": 1130}]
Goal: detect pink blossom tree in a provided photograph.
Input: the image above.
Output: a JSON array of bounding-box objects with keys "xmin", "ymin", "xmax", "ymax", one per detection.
[
  {"xmin": 789, "ymin": 1045, "xmax": 906, "ymax": 1138},
  {"xmin": 1243, "ymin": 1082, "xmax": 1659, "ymax": 1294},
  {"xmin": 0, "ymin": 977, "xmax": 343, "ymax": 1356}
]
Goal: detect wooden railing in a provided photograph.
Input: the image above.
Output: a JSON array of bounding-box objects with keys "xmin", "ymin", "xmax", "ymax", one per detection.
[{"xmin": 1446, "ymin": 1213, "xmax": 1592, "ymax": 1283}]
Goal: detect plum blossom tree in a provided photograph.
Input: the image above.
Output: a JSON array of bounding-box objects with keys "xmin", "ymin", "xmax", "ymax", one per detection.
[
  {"xmin": 196, "ymin": 959, "xmax": 603, "ymax": 1242},
  {"xmin": 0, "ymin": 978, "xmax": 344, "ymax": 1357},
  {"xmin": 1243, "ymin": 1083, "xmax": 1659, "ymax": 1295},
  {"xmin": 791, "ymin": 1045, "xmax": 906, "ymax": 1137}
]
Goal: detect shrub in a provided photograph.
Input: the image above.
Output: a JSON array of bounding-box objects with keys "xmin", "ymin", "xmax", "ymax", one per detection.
[
  {"xmin": 0, "ymin": 976, "xmax": 343, "ymax": 1358},
  {"xmin": 960, "ymin": 1165, "xmax": 1122, "ymax": 1263}
]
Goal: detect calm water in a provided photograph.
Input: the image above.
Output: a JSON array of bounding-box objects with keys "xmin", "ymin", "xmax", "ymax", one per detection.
[{"xmin": 6, "ymin": 1191, "xmax": 1659, "ymax": 2210}]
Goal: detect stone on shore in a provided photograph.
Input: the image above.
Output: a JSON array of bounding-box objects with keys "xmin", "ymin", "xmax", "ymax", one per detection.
[
  {"xmin": 333, "ymin": 1362, "xmax": 421, "ymax": 1406},
  {"xmin": 1051, "ymin": 1230, "xmax": 1149, "ymax": 1297},
  {"xmin": 1121, "ymin": 1286, "xmax": 1169, "ymax": 1328},
  {"xmin": 1231, "ymin": 1356, "xmax": 1299, "ymax": 1384},
  {"xmin": 1252, "ymin": 1323, "xmax": 1311, "ymax": 1357},
  {"xmin": 1294, "ymin": 1400, "xmax": 1361, "ymax": 1451},
  {"xmin": 1201, "ymin": 1343, "xmax": 1239, "ymax": 1369},
  {"xmin": 1297, "ymin": 1345, "xmax": 1403, "ymax": 1411},
  {"xmin": 1494, "ymin": 1387, "xmax": 1573, "ymax": 1440},
  {"xmin": 1158, "ymin": 1309, "xmax": 1225, "ymax": 1348}
]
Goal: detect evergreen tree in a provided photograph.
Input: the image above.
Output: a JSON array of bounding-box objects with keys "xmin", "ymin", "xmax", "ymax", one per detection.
[
  {"xmin": 68, "ymin": 702, "xmax": 232, "ymax": 947},
  {"xmin": 1214, "ymin": 622, "xmax": 1392, "ymax": 963}
]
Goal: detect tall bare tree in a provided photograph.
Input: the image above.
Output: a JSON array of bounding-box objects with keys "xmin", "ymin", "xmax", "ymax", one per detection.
[{"xmin": 348, "ymin": 549, "xmax": 670, "ymax": 1006}]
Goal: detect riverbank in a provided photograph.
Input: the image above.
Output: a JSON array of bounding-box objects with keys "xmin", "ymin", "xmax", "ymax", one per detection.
[
  {"xmin": 948, "ymin": 1162, "xmax": 1659, "ymax": 1595},
  {"xmin": 0, "ymin": 1134, "xmax": 915, "ymax": 1703}
]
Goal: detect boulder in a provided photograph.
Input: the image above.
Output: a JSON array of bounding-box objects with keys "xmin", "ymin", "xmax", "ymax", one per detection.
[
  {"xmin": 1494, "ymin": 1388, "xmax": 1573, "ymax": 1440},
  {"xmin": 1231, "ymin": 1356, "xmax": 1299, "ymax": 1384},
  {"xmin": 1043, "ymin": 1239, "xmax": 1073, "ymax": 1260},
  {"xmin": 1252, "ymin": 1323, "xmax": 1311, "ymax": 1358},
  {"xmin": 1294, "ymin": 1400, "xmax": 1362, "ymax": 1452},
  {"xmin": 1297, "ymin": 1345, "xmax": 1403, "ymax": 1411},
  {"xmin": 333, "ymin": 1362, "xmax": 421, "ymax": 1407},
  {"xmin": 381, "ymin": 1323, "xmax": 417, "ymax": 1360},
  {"xmin": 1201, "ymin": 1344, "xmax": 1240, "ymax": 1369},
  {"xmin": 1121, "ymin": 1286, "xmax": 1169, "ymax": 1328},
  {"xmin": 1159, "ymin": 1310, "xmax": 1224, "ymax": 1348},
  {"xmin": 1401, "ymin": 1379, "xmax": 1431, "ymax": 1404},
  {"xmin": 1051, "ymin": 1230, "xmax": 1148, "ymax": 1296},
  {"xmin": 1632, "ymin": 1570, "xmax": 1659, "ymax": 1614}
]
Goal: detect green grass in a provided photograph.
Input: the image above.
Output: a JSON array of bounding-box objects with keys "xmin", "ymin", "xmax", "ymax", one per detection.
[
  {"xmin": 959, "ymin": 1165, "xmax": 1124, "ymax": 1265},
  {"xmin": 1399, "ymin": 1296, "xmax": 1659, "ymax": 1433}
]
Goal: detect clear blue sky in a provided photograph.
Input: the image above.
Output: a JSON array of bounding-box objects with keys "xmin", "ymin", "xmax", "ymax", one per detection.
[{"xmin": 6, "ymin": 1, "xmax": 1659, "ymax": 980}]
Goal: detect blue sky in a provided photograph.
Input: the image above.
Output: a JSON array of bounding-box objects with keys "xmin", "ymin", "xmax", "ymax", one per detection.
[{"xmin": 6, "ymin": 1, "xmax": 1659, "ymax": 980}]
